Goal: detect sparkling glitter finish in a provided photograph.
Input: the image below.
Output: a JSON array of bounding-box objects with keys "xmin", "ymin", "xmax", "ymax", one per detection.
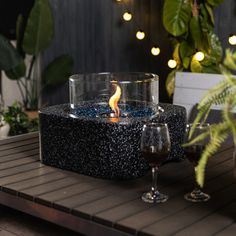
[{"xmin": 39, "ymin": 103, "xmax": 186, "ymax": 179}]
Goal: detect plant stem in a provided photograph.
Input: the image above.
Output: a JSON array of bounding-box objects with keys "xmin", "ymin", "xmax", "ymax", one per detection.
[
  {"xmin": 192, "ymin": 0, "xmax": 199, "ymax": 17},
  {"xmin": 26, "ymin": 56, "xmax": 36, "ymax": 109},
  {"xmin": 19, "ymin": 79, "xmax": 32, "ymax": 101},
  {"xmin": 17, "ymin": 80, "xmax": 26, "ymax": 107},
  {"xmin": 27, "ymin": 56, "xmax": 36, "ymax": 80}
]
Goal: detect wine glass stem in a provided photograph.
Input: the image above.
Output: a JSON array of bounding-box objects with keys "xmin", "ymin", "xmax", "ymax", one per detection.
[{"xmin": 151, "ymin": 166, "xmax": 158, "ymax": 194}]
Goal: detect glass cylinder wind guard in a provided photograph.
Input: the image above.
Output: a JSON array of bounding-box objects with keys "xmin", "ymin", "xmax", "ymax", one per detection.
[{"xmin": 69, "ymin": 73, "xmax": 159, "ymax": 121}]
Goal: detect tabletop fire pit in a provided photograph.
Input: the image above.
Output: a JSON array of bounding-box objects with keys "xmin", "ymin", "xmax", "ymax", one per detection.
[{"xmin": 39, "ymin": 73, "xmax": 186, "ymax": 179}]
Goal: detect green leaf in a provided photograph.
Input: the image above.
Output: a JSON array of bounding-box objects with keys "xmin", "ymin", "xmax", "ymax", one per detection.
[
  {"xmin": 183, "ymin": 57, "xmax": 190, "ymax": 69},
  {"xmin": 16, "ymin": 15, "xmax": 25, "ymax": 57},
  {"xmin": 190, "ymin": 16, "xmax": 204, "ymax": 50},
  {"xmin": 206, "ymin": 0, "xmax": 224, "ymax": 6},
  {"xmin": 0, "ymin": 34, "xmax": 24, "ymax": 71},
  {"xmin": 201, "ymin": 65, "xmax": 220, "ymax": 74},
  {"xmin": 42, "ymin": 54, "xmax": 74, "ymax": 87},
  {"xmin": 165, "ymin": 70, "xmax": 176, "ymax": 97},
  {"xmin": 163, "ymin": 0, "xmax": 192, "ymax": 36},
  {"xmin": 5, "ymin": 61, "xmax": 26, "ymax": 80},
  {"xmin": 190, "ymin": 57, "xmax": 203, "ymax": 73},
  {"xmin": 179, "ymin": 41, "xmax": 194, "ymax": 60},
  {"xmin": 23, "ymin": 0, "xmax": 54, "ymax": 55},
  {"xmin": 200, "ymin": 54, "xmax": 217, "ymax": 66},
  {"xmin": 173, "ymin": 43, "xmax": 181, "ymax": 64},
  {"xmin": 204, "ymin": 3, "xmax": 215, "ymax": 26}
]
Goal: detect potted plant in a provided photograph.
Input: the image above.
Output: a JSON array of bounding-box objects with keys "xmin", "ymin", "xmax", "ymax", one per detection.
[
  {"xmin": 187, "ymin": 49, "xmax": 236, "ymax": 187},
  {"xmin": 2, "ymin": 102, "xmax": 38, "ymax": 137},
  {"xmin": 0, "ymin": 0, "xmax": 73, "ymax": 112},
  {"xmin": 163, "ymin": 0, "xmax": 225, "ymax": 114}
]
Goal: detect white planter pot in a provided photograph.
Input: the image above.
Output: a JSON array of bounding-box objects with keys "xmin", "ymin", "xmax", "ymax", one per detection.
[
  {"xmin": 0, "ymin": 122, "xmax": 10, "ymax": 139},
  {"xmin": 173, "ymin": 72, "xmax": 225, "ymax": 118}
]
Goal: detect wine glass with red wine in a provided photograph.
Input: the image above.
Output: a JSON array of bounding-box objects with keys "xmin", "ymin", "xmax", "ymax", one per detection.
[
  {"xmin": 184, "ymin": 123, "xmax": 210, "ymax": 202},
  {"xmin": 140, "ymin": 123, "xmax": 171, "ymax": 203}
]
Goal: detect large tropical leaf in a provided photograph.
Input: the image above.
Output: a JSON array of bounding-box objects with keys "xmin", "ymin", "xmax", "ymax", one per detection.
[
  {"xmin": 179, "ymin": 41, "xmax": 194, "ymax": 60},
  {"xmin": 204, "ymin": 3, "xmax": 215, "ymax": 26},
  {"xmin": 190, "ymin": 16, "xmax": 204, "ymax": 50},
  {"xmin": 5, "ymin": 61, "xmax": 26, "ymax": 80},
  {"xmin": 42, "ymin": 55, "xmax": 74, "ymax": 87},
  {"xmin": 163, "ymin": 0, "xmax": 192, "ymax": 36},
  {"xmin": 207, "ymin": 0, "xmax": 224, "ymax": 6},
  {"xmin": 0, "ymin": 34, "xmax": 24, "ymax": 71},
  {"xmin": 23, "ymin": 0, "xmax": 54, "ymax": 55},
  {"xmin": 16, "ymin": 15, "xmax": 26, "ymax": 58}
]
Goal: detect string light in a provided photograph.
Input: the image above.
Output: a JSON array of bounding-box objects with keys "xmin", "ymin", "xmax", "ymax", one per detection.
[
  {"xmin": 229, "ymin": 35, "xmax": 236, "ymax": 45},
  {"xmin": 123, "ymin": 12, "xmax": 132, "ymax": 21},
  {"xmin": 194, "ymin": 51, "xmax": 205, "ymax": 62},
  {"xmin": 136, "ymin": 30, "xmax": 145, "ymax": 40},
  {"xmin": 151, "ymin": 46, "xmax": 160, "ymax": 56},
  {"xmin": 168, "ymin": 59, "xmax": 177, "ymax": 68}
]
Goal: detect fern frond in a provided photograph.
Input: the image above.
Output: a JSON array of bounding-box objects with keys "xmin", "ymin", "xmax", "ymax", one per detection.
[
  {"xmin": 183, "ymin": 131, "xmax": 209, "ymax": 147},
  {"xmin": 222, "ymin": 96, "xmax": 236, "ymax": 145}
]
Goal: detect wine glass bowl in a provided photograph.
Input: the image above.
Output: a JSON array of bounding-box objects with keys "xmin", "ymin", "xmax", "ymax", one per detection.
[
  {"xmin": 184, "ymin": 123, "xmax": 211, "ymax": 202},
  {"xmin": 140, "ymin": 123, "xmax": 171, "ymax": 203}
]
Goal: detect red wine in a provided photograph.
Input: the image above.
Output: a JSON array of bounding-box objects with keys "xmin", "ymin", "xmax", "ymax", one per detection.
[
  {"xmin": 142, "ymin": 150, "xmax": 169, "ymax": 167},
  {"xmin": 184, "ymin": 145, "xmax": 206, "ymax": 165}
]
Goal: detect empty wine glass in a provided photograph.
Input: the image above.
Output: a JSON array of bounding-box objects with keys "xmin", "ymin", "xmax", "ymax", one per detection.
[
  {"xmin": 184, "ymin": 123, "xmax": 211, "ymax": 202},
  {"xmin": 140, "ymin": 122, "xmax": 171, "ymax": 203}
]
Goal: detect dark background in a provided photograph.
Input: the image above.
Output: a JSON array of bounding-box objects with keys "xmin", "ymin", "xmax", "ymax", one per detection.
[{"xmin": 0, "ymin": 0, "xmax": 236, "ymax": 105}]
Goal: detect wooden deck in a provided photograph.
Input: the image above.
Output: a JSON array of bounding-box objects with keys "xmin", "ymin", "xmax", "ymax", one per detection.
[{"xmin": 0, "ymin": 132, "xmax": 235, "ymax": 236}]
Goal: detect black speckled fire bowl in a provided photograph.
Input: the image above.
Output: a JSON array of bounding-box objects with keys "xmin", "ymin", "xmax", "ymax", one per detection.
[{"xmin": 39, "ymin": 103, "xmax": 186, "ymax": 180}]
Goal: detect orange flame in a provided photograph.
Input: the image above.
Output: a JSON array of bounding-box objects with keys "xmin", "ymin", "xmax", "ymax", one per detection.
[{"xmin": 109, "ymin": 84, "xmax": 121, "ymax": 117}]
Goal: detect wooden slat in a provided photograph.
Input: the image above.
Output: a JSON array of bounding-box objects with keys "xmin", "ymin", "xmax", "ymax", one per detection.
[
  {"xmin": 0, "ymin": 137, "xmax": 39, "ymax": 151},
  {"xmin": 0, "ymin": 228, "xmax": 18, "ymax": 236},
  {"xmin": 215, "ymin": 223, "xmax": 236, "ymax": 236},
  {"xmin": 0, "ymin": 166, "xmax": 56, "ymax": 186},
  {"xmin": 0, "ymin": 148, "xmax": 39, "ymax": 163},
  {"xmin": 0, "ymin": 162, "xmax": 43, "ymax": 178},
  {"xmin": 0, "ymin": 143, "xmax": 39, "ymax": 157},
  {"xmin": 18, "ymin": 172, "xmax": 94, "ymax": 200},
  {"xmin": 0, "ymin": 205, "xmax": 81, "ymax": 236},
  {"xmin": 36, "ymin": 180, "xmax": 109, "ymax": 207},
  {"xmin": 0, "ymin": 191, "xmax": 130, "ymax": 236},
  {"xmin": 174, "ymin": 201, "xmax": 236, "ymax": 236},
  {"xmin": 0, "ymin": 155, "xmax": 39, "ymax": 170},
  {"xmin": 0, "ymin": 132, "xmax": 38, "ymax": 146},
  {"xmin": 3, "ymin": 171, "xmax": 70, "ymax": 194},
  {"xmin": 19, "ymin": 177, "xmax": 82, "ymax": 201},
  {"xmin": 58, "ymin": 189, "xmax": 114, "ymax": 213}
]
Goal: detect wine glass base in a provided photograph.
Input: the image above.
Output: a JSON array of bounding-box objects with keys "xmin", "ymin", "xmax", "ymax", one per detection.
[
  {"xmin": 142, "ymin": 191, "xmax": 168, "ymax": 203},
  {"xmin": 184, "ymin": 189, "xmax": 210, "ymax": 203}
]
